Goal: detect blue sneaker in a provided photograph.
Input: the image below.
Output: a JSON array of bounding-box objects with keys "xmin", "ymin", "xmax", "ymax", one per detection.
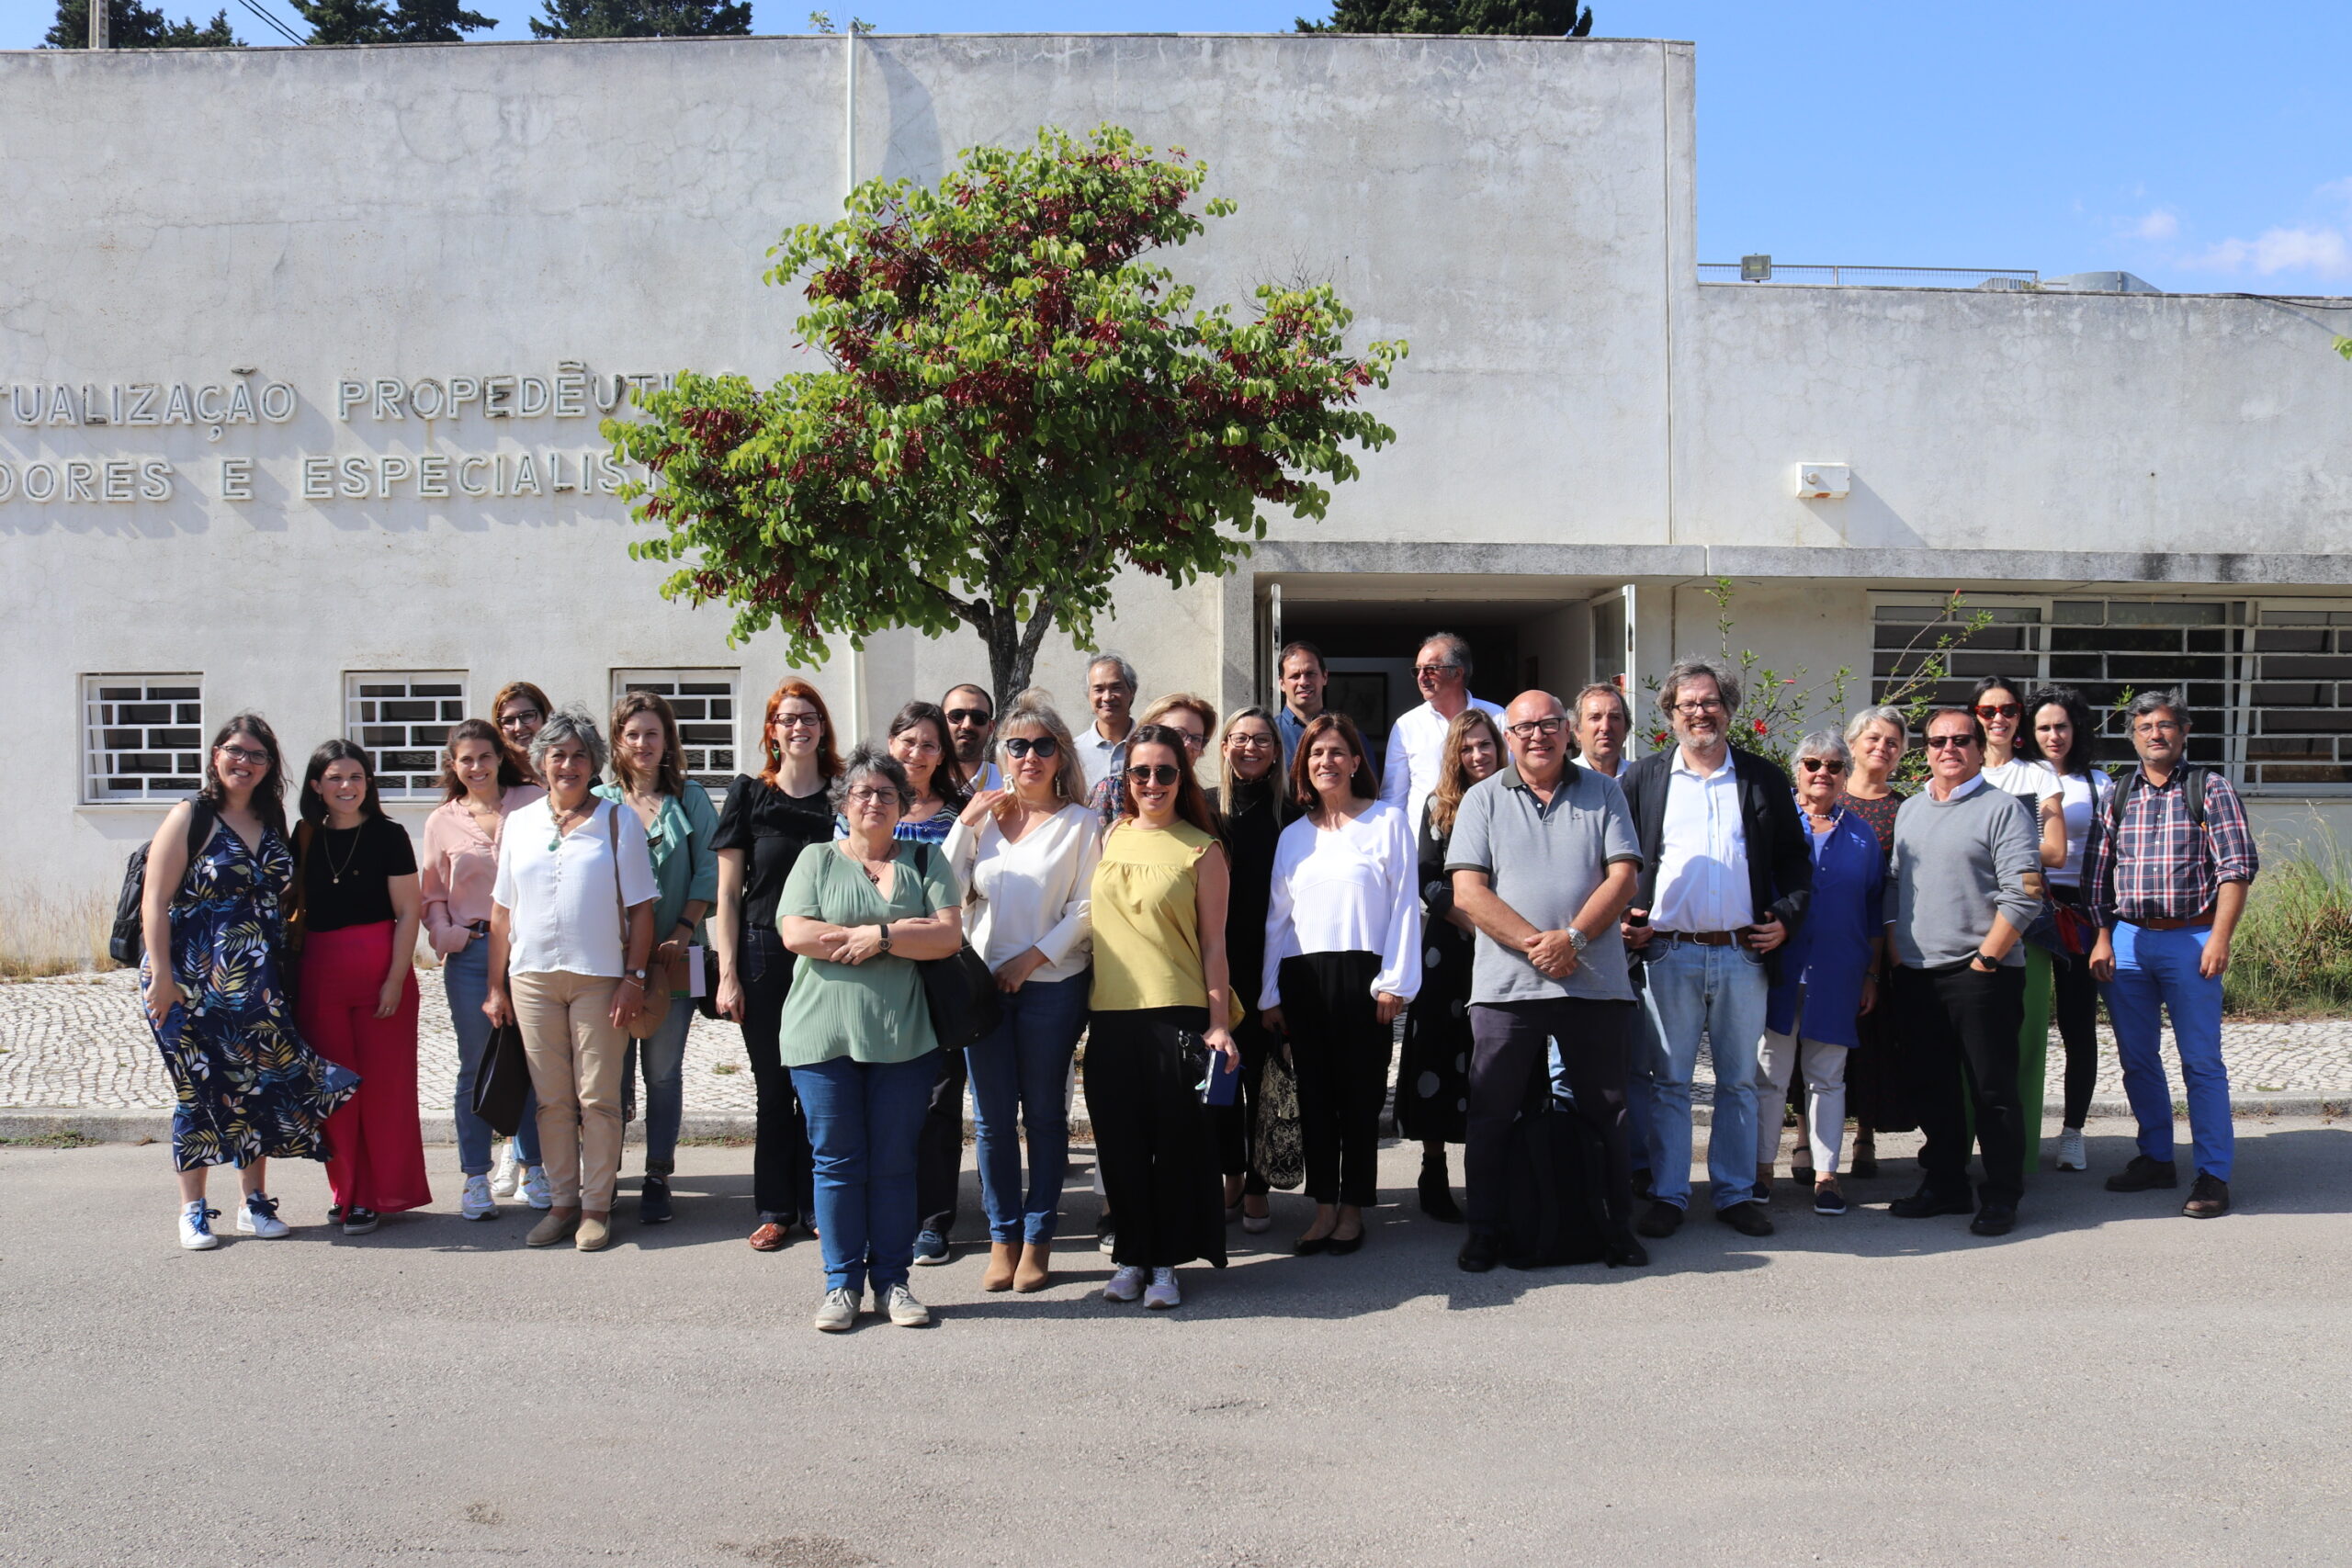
[{"xmin": 910, "ymin": 1228, "xmax": 951, "ymax": 1266}]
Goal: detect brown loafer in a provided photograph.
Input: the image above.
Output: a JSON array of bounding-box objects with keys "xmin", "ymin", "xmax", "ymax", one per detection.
[
  {"xmin": 748, "ymin": 1221, "xmax": 790, "ymax": 1253},
  {"xmin": 526, "ymin": 1208, "xmax": 580, "ymax": 1247}
]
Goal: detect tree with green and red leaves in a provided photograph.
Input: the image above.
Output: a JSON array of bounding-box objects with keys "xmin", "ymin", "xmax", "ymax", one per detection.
[{"xmin": 606, "ymin": 122, "xmax": 1406, "ymax": 706}]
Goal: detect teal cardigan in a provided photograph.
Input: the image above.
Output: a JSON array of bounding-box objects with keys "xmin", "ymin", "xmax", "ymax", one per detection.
[{"xmin": 593, "ymin": 782, "xmax": 720, "ymax": 944}]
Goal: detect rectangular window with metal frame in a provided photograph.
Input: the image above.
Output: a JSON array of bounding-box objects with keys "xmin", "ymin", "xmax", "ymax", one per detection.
[
  {"xmin": 347, "ymin": 672, "xmax": 469, "ymax": 800},
  {"xmin": 83, "ymin": 674, "xmax": 205, "ymax": 804},
  {"xmin": 611, "ymin": 669, "xmax": 739, "ymax": 793}
]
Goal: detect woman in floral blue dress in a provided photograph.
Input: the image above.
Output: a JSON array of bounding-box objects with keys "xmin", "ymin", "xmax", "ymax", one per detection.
[{"xmin": 140, "ymin": 714, "xmax": 357, "ymax": 1250}]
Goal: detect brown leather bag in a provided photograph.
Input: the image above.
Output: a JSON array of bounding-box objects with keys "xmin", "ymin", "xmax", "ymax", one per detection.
[{"xmin": 607, "ymin": 804, "xmax": 667, "ymax": 1040}]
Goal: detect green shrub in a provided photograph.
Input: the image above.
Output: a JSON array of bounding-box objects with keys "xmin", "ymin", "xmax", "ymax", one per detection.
[{"xmin": 2226, "ymin": 829, "xmax": 2352, "ymax": 1016}]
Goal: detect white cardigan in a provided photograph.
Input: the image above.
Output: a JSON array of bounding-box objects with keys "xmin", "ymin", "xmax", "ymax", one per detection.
[
  {"xmin": 941, "ymin": 802, "xmax": 1101, "ymax": 984},
  {"xmin": 1261, "ymin": 799, "xmax": 1423, "ymax": 1009}
]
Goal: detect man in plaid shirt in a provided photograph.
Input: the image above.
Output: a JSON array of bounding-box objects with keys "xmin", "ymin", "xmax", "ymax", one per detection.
[{"xmin": 2085, "ymin": 691, "xmax": 2258, "ymax": 1219}]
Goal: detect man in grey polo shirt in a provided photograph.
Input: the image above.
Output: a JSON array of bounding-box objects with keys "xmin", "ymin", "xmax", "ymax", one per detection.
[{"xmin": 1447, "ymin": 690, "xmax": 1645, "ymax": 1273}]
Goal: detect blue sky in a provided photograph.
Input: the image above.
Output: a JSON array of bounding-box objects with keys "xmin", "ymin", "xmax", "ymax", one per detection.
[{"xmin": 17, "ymin": 0, "xmax": 2352, "ymax": 296}]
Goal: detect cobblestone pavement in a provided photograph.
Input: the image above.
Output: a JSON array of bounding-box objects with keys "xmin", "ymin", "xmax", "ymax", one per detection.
[{"xmin": 6, "ymin": 966, "xmax": 2352, "ymax": 1111}]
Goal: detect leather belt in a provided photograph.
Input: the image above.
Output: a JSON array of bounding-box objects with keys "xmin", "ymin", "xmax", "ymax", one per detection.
[
  {"xmin": 1655, "ymin": 930, "xmax": 1738, "ymax": 947},
  {"xmin": 2133, "ymin": 913, "xmax": 2214, "ymax": 931}
]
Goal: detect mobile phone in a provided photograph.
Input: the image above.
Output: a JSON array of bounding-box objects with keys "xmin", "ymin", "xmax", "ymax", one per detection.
[{"xmin": 1624, "ymin": 908, "xmax": 1649, "ymax": 928}]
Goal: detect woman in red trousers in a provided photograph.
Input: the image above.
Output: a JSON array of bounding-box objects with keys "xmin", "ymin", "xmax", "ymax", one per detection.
[{"xmin": 297, "ymin": 739, "xmax": 430, "ymax": 1234}]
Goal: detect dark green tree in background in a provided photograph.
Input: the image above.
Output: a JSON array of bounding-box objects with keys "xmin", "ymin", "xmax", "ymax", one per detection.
[
  {"xmin": 1297, "ymin": 0, "xmax": 1592, "ymax": 34},
  {"xmin": 291, "ymin": 0, "xmax": 493, "ymax": 44},
  {"xmin": 45, "ymin": 0, "xmax": 240, "ymax": 46},
  {"xmin": 530, "ymin": 0, "xmax": 750, "ymax": 38}
]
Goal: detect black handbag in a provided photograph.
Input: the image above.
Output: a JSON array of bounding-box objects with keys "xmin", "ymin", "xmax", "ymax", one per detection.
[
  {"xmin": 910, "ymin": 844, "xmax": 1003, "ymax": 1053},
  {"xmin": 470, "ymin": 1021, "xmax": 533, "ymax": 1138}
]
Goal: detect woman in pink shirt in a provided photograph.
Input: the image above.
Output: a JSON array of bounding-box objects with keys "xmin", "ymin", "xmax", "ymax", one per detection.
[{"xmin": 421, "ymin": 718, "xmax": 548, "ymax": 1221}]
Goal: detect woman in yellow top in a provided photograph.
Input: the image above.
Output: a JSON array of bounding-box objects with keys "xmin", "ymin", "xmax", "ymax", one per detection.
[{"xmin": 1087, "ymin": 724, "xmax": 1241, "ymax": 1311}]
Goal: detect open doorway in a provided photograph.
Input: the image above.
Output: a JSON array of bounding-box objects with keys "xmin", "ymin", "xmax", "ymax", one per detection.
[{"xmin": 1276, "ymin": 604, "xmax": 1562, "ymax": 764}]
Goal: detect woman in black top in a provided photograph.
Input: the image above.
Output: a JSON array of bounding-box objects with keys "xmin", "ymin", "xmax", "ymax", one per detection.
[
  {"xmin": 1215, "ymin": 706, "xmax": 1291, "ymax": 1235},
  {"xmin": 295, "ymin": 739, "xmax": 427, "ymax": 1235},
  {"xmin": 713, "ymin": 679, "xmax": 842, "ymax": 1250}
]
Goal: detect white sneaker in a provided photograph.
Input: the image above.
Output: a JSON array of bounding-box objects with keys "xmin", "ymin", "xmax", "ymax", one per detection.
[
  {"xmin": 2056, "ymin": 1127, "xmax": 2088, "ymax": 1171},
  {"xmin": 813, "ymin": 1287, "xmax": 859, "ymax": 1333},
  {"xmin": 460, "ymin": 1174, "xmax": 499, "ymax": 1221},
  {"xmin": 884, "ymin": 1284, "xmax": 932, "ymax": 1327},
  {"xmin": 1103, "ymin": 1265, "xmax": 1148, "ymax": 1303},
  {"xmin": 178, "ymin": 1202, "xmax": 220, "ymax": 1251},
  {"xmin": 235, "ymin": 1192, "xmax": 289, "ymax": 1238},
  {"xmin": 491, "ymin": 1143, "xmax": 522, "ymax": 1199},
  {"xmin": 1145, "ymin": 1267, "xmax": 1182, "ymax": 1310},
  {"xmin": 520, "ymin": 1166, "xmax": 552, "ymax": 1210}
]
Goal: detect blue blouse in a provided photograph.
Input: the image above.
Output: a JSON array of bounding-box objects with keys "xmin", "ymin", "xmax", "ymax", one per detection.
[{"xmin": 1763, "ymin": 802, "xmax": 1886, "ymax": 1049}]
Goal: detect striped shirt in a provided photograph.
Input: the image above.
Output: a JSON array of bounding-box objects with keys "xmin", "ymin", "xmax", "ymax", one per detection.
[{"xmin": 2084, "ymin": 768, "xmax": 2258, "ymax": 926}]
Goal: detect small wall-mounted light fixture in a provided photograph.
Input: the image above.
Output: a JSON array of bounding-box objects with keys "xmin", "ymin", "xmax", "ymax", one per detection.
[
  {"xmin": 1740, "ymin": 254, "xmax": 1772, "ymax": 282},
  {"xmin": 1793, "ymin": 462, "xmax": 1850, "ymax": 500}
]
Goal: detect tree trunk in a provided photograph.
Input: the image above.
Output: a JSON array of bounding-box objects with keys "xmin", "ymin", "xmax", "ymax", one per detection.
[{"xmin": 969, "ymin": 602, "xmax": 1060, "ymax": 714}]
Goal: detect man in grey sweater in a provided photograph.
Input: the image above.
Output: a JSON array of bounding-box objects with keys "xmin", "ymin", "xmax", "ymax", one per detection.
[{"xmin": 1885, "ymin": 705, "xmax": 2046, "ymax": 1235}]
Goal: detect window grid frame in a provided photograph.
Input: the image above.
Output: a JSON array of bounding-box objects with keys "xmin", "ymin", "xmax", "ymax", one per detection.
[
  {"xmin": 345, "ymin": 671, "xmax": 470, "ymax": 802},
  {"xmin": 82, "ymin": 673, "xmax": 207, "ymax": 806}
]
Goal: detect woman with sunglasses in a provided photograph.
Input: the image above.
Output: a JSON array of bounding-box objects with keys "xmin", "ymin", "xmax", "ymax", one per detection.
[
  {"xmin": 1086, "ymin": 693, "xmax": 1217, "ymax": 826},
  {"xmin": 1261, "ymin": 712, "xmax": 1421, "ymax": 1257},
  {"xmin": 1213, "ymin": 706, "xmax": 1294, "ymax": 1235},
  {"xmin": 944, "ymin": 691, "xmax": 1101, "ymax": 1292},
  {"xmin": 1087, "ymin": 725, "xmax": 1242, "ymax": 1310},
  {"xmin": 1756, "ymin": 730, "xmax": 1886, "ymax": 1214},
  {"xmin": 2018, "ymin": 685, "xmax": 2113, "ymax": 1173},
  {"xmin": 1971, "ymin": 675, "xmax": 2060, "ymax": 1168}
]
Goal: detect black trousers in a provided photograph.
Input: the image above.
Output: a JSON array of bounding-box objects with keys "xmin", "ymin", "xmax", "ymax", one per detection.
[
  {"xmin": 915, "ymin": 1046, "xmax": 967, "ymax": 1237},
  {"xmin": 1212, "ymin": 1009, "xmax": 1272, "ymax": 1197},
  {"xmin": 1277, "ymin": 952, "xmax": 1393, "ymax": 1207},
  {"xmin": 1896, "ymin": 961, "xmax": 2029, "ymax": 1207},
  {"xmin": 739, "ymin": 928, "xmax": 815, "ymax": 1222},
  {"xmin": 1083, "ymin": 1008, "xmax": 1226, "ymax": 1270},
  {"xmin": 2049, "ymin": 887, "xmax": 2100, "ymax": 1128},
  {"xmin": 1464, "ymin": 998, "xmax": 1634, "ymax": 1236}
]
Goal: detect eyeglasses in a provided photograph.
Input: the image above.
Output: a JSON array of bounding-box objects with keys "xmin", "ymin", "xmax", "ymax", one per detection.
[
  {"xmin": 496, "ymin": 712, "xmax": 540, "ymax": 731},
  {"xmin": 1799, "ymin": 758, "xmax": 1847, "ymax": 774},
  {"xmin": 944, "ymin": 708, "xmax": 991, "ymax": 727},
  {"xmin": 1125, "ymin": 763, "xmax": 1183, "ymax": 787},
  {"xmin": 843, "ymin": 785, "xmax": 899, "ymax": 804},
  {"xmin": 775, "ymin": 713, "xmax": 824, "ymax": 731},
  {"xmin": 1169, "ymin": 731, "xmax": 1206, "ymax": 751},
  {"xmin": 894, "ymin": 737, "xmax": 942, "ymax": 757},
  {"xmin": 1924, "ymin": 734, "xmax": 1978, "ymax": 750},
  {"xmin": 1414, "ymin": 663, "xmax": 1462, "ymax": 679},
  {"xmin": 1505, "ymin": 717, "xmax": 1566, "ymax": 739},
  {"xmin": 216, "ymin": 744, "xmax": 270, "ymax": 767},
  {"xmin": 1974, "ymin": 703, "xmax": 2021, "ymax": 720},
  {"xmin": 1001, "ymin": 736, "xmax": 1058, "ymax": 760},
  {"xmin": 2133, "ymin": 718, "xmax": 2185, "ymax": 735},
  {"xmin": 1227, "ymin": 733, "xmax": 1274, "ymax": 750},
  {"xmin": 1670, "ymin": 699, "xmax": 1726, "ymax": 716}
]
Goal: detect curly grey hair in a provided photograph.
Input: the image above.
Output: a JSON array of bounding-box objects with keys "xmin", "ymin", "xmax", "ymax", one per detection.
[
  {"xmin": 1843, "ymin": 704, "xmax": 1909, "ymax": 755},
  {"xmin": 528, "ymin": 705, "xmax": 607, "ymax": 778},
  {"xmin": 831, "ymin": 743, "xmax": 914, "ymax": 813},
  {"xmin": 1657, "ymin": 658, "xmax": 1743, "ymax": 716}
]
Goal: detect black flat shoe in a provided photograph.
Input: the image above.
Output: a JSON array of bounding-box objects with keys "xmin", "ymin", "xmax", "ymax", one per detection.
[
  {"xmin": 1715, "ymin": 1200, "xmax": 1775, "ymax": 1238},
  {"xmin": 1293, "ymin": 1233, "xmax": 1333, "ymax": 1257},
  {"xmin": 1888, "ymin": 1187, "xmax": 1975, "ymax": 1219},
  {"xmin": 1969, "ymin": 1202, "xmax": 2018, "ymax": 1236},
  {"xmin": 1456, "ymin": 1232, "xmax": 1501, "ymax": 1273},
  {"xmin": 638, "ymin": 1175, "xmax": 673, "ymax": 1224},
  {"xmin": 1328, "ymin": 1230, "xmax": 1363, "ymax": 1256},
  {"xmin": 2106, "ymin": 1155, "xmax": 2178, "ymax": 1192},
  {"xmin": 1634, "ymin": 1200, "xmax": 1684, "ymax": 1239},
  {"xmin": 1603, "ymin": 1231, "xmax": 1649, "ymax": 1269}
]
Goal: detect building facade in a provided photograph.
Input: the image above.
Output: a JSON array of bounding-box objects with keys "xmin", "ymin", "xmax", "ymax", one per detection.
[{"xmin": 7, "ymin": 32, "xmax": 2352, "ymax": 919}]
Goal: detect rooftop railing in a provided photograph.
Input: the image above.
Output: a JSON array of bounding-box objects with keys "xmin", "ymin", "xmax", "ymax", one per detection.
[{"xmin": 1699, "ymin": 262, "xmax": 2041, "ymax": 289}]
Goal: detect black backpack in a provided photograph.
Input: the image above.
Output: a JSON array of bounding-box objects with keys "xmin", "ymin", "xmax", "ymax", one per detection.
[
  {"xmin": 1501, "ymin": 1100, "xmax": 1611, "ymax": 1270},
  {"xmin": 108, "ymin": 802, "xmax": 218, "ymax": 967}
]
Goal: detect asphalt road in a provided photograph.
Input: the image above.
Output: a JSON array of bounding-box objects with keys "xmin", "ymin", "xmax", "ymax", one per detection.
[{"xmin": 5, "ymin": 1121, "xmax": 2349, "ymax": 1568}]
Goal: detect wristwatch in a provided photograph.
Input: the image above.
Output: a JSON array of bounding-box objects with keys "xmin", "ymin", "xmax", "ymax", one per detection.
[
  {"xmin": 1566, "ymin": 927, "xmax": 1589, "ymax": 954},
  {"xmin": 624, "ymin": 966, "xmax": 649, "ymax": 987},
  {"xmin": 876, "ymin": 923, "xmax": 892, "ymax": 953},
  {"xmin": 1972, "ymin": 950, "xmax": 1998, "ymax": 969}
]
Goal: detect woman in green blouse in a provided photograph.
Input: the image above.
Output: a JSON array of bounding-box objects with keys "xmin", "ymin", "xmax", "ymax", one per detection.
[
  {"xmin": 597, "ymin": 691, "xmax": 719, "ymax": 1225},
  {"xmin": 776, "ymin": 745, "xmax": 966, "ymax": 1333}
]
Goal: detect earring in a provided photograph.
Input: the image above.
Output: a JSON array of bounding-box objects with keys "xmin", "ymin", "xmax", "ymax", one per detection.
[{"xmin": 769, "ymin": 742, "xmax": 782, "ymax": 761}]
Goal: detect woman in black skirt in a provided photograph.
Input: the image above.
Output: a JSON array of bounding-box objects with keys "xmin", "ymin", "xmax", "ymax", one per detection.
[
  {"xmin": 1396, "ymin": 706, "xmax": 1507, "ymax": 1221},
  {"xmin": 1214, "ymin": 706, "xmax": 1294, "ymax": 1235}
]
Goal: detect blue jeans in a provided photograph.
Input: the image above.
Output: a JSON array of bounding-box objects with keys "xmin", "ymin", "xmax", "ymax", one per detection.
[
  {"xmin": 445, "ymin": 940, "xmax": 540, "ymax": 1175},
  {"xmin": 1634, "ymin": 939, "xmax": 1769, "ymax": 1210},
  {"xmin": 622, "ymin": 995, "xmax": 693, "ymax": 1176},
  {"xmin": 966, "ymin": 972, "xmax": 1090, "ymax": 1245},
  {"xmin": 2104, "ymin": 922, "xmax": 2233, "ymax": 1181},
  {"xmin": 791, "ymin": 1051, "xmax": 938, "ymax": 1294}
]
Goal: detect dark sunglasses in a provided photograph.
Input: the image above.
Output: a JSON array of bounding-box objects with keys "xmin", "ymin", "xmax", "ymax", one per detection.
[
  {"xmin": 1799, "ymin": 757, "xmax": 1847, "ymax": 773},
  {"xmin": 1001, "ymin": 736, "xmax": 1057, "ymax": 760},
  {"xmin": 1125, "ymin": 763, "xmax": 1183, "ymax": 787},
  {"xmin": 1924, "ymin": 733, "xmax": 1979, "ymax": 750},
  {"xmin": 945, "ymin": 707, "xmax": 992, "ymax": 726},
  {"xmin": 1973, "ymin": 703, "xmax": 2021, "ymax": 720}
]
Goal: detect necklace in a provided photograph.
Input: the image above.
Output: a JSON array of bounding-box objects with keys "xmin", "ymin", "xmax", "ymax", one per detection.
[
  {"xmin": 547, "ymin": 798, "xmax": 591, "ymax": 852},
  {"xmin": 323, "ymin": 822, "xmax": 364, "ymax": 886}
]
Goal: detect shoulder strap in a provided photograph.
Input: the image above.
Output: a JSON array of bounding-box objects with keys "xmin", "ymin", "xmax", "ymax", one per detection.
[
  {"xmin": 185, "ymin": 800, "xmax": 218, "ymax": 862},
  {"xmin": 607, "ymin": 799, "xmax": 629, "ymax": 947}
]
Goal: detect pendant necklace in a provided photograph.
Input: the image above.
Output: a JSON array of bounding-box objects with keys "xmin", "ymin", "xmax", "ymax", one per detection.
[
  {"xmin": 323, "ymin": 824, "xmax": 363, "ymax": 886},
  {"xmin": 548, "ymin": 799, "xmax": 589, "ymax": 852}
]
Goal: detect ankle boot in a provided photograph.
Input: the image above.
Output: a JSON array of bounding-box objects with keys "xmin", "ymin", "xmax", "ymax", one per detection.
[
  {"xmin": 1013, "ymin": 1241, "xmax": 1051, "ymax": 1292},
  {"xmin": 981, "ymin": 1240, "xmax": 1019, "ymax": 1292},
  {"xmin": 1418, "ymin": 1154, "xmax": 1463, "ymax": 1224}
]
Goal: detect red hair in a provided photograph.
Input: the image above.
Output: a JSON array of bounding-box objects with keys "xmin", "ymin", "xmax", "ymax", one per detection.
[{"xmin": 759, "ymin": 679, "xmax": 843, "ymax": 789}]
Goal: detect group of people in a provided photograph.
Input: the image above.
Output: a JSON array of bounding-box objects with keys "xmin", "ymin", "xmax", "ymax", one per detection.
[{"xmin": 136, "ymin": 636, "xmax": 2257, "ymax": 1327}]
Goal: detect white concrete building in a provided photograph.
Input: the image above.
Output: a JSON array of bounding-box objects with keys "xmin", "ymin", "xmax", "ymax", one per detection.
[{"xmin": 7, "ymin": 32, "xmax": 2352, "ymax": 921}]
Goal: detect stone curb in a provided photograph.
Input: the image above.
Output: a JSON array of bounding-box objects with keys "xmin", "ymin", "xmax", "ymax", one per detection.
[{"xmin": 6, "ymin": 1095, "xmax": 2345, "ymax": 1145}]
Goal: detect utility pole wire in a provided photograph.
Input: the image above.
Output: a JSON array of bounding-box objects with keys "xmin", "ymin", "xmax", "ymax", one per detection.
[{"xmin": 233, "ymin": 0, "xmax": 309, "ymax": 45}]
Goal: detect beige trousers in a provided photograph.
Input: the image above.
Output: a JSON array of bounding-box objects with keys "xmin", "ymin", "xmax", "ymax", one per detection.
[{"xmin": 510, "ymin": 970, "xmax": 627, "ymax": 1213}]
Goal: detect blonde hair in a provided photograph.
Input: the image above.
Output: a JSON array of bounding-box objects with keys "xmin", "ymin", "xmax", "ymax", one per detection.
[
  {"xmin": 1139, "ymin": 692, "xmax": 1219, "ymax": 742},
  {"xmin": 994, "ymin": 689, "xmax": 1084, "ymax": 807},
  {"xmin": 1429, "ymin": 707, "xmax": 1507, "ymax": 836}
]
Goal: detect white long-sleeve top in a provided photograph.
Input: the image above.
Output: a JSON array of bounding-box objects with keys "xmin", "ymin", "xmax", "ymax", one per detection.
[
  {"xmin": 1378, "ymin": 695, "xmax": 1508, "ymax": 840},
  {"xmin": 942, "ymin": 802, "xmax": 1101, "ymax": 984},
  {"xmin": 1261, "ymin": 799, "xmax": 1423, "ymax": 1010}
]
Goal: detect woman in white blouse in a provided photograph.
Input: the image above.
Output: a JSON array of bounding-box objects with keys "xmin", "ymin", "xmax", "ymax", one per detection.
[
  {"xmin": 1261, "ymin": 713, "xmax": 1421, "ymax": 1257},
  {"xmin": 944, "ymin": 691, "xmax": 1102, "ymax": 1294},
  {"xmin": 483, "ymin": 707, "xmax": 658, "ymax": 1254}
]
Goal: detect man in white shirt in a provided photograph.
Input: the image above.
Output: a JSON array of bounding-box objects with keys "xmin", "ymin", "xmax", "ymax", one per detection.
[
  {"xmin": 942, "ymin": 682, "xmax": 1001, "ymax": 792},
  {"xmin": 1378, "ymin": 632, "xmax": 1505, "ymax": 833},
  {"xmin": 1616, "ymin": 660, "xmax": 1811, "ymax": 1241},
  {"xmin": 1074, "ymin": 653, "xmax": 1138, "ymax": 792}
]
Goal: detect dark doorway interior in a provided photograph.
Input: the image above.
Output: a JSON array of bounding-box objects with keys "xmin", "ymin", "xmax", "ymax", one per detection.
[{"xmin": 1280, "ymin": 615, "xmax": 1525, "ymax": 764}]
